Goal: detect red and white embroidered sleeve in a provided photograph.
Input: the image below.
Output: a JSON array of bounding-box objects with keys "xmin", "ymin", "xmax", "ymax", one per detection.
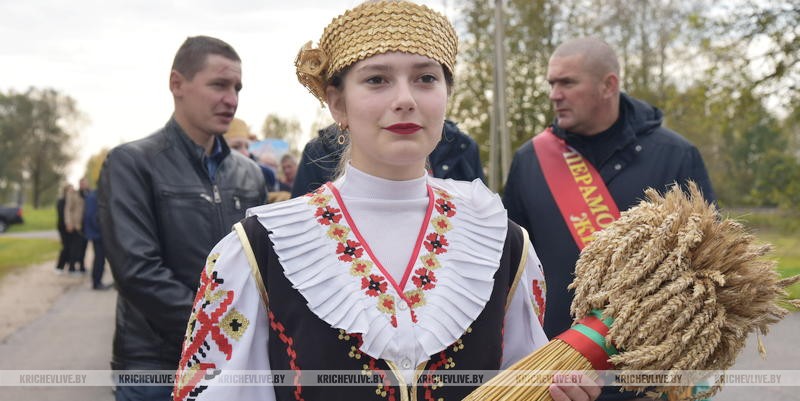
[
  {"xmin": 173, "ymin": 232, "xmax": 275, "ymax": 401},
  {"xmin": 500, "ymin": 243, "xmax": 550, "ymax": 369},
  {"xmin": 528, "ymin": 245, "xmax": 547, "ymax": 327}
]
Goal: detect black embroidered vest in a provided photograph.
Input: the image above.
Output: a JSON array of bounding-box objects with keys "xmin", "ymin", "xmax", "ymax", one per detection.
[{"xmin": 241, "ymin": 216, "xmax": 527, "ymax": 401}]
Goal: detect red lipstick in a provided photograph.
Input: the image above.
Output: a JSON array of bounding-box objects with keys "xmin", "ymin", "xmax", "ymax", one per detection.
[{"xmin": 385, "ymin": 123, "xmax": 422, "ymax": 135}]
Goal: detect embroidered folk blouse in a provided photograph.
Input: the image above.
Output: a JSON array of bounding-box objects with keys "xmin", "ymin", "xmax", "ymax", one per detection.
[{"xmin": 174, "ymin": 164, "xmax": 549, "ymax": 401}]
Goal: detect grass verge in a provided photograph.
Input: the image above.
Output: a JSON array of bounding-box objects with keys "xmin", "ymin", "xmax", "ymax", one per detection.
[
  {"xmin": 728, "ymin": 209, "xmax": 800, "ymax": 310},
  {"xmin": 6, "ymin": 205, "xmax": 57, "ymax": 233},
  {"xmin": 752, "ymin": 231, "xmax": 800, "ymax": 307},
  {"xmin": 0, "ymin": 237, "xmax": 60, "ymax": 281}
]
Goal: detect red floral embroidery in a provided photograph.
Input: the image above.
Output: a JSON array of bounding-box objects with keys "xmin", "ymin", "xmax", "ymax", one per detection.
[
  {"xmin": 175, "ymin": 259, "xmax": 229, "ymax": 401},
  {"xmin": 328, "ymin": 224, "xmax": 348, "ymax": 242},
  {"xmin": 434, "ymin": 188, "xmax": 452, "ymax": 200},
  {"xmin": 423, "ymin": 233, "xmax": 449, "ymax": 254},
  {"xmin": 431, "ymin": 215, "xmax": 452, "ymax": 233},
  {"xmin": 422, "ymin": 351, "xmax": 454, "ymax": 400},
  {"xmin": 315, "ymin": 206, "xmax": 342, "ymax": 225},
  {"xmin": 173, "ymin": 361, "xmax": 216, "ymax": 401},
  {"xmin": 311, "ymin": 184, "xmax": 461, "ymax": 326},
  {"xmin": 381, "ymin": 295, "xmax": 395, "ymax": 312},
  {"xmin": 180, "ymin": 275, "xmax": 235, "ymax": 362},
  {"xmin": 350, "ymin": 259, "xmax": 371, "ymax": 276},
  {"xmin": 339, "ymin": 333, "xmax": 397, "ymax": 401},
  {"xmin": 532, "ymin": 279, "xmax": 546, "ymax": 326},
  {"xmin": 405, "ymin": 289, "xmax": 425, "ymax": 309},
  {"xmin": 419, "ymin": 254, "xmax": 440, "ymax": 270},
  {"xmin": 361, "ymin": 274, "xmax": 388, "ymax": 296},
  {"xmin": 336, "ymin": 239, "xmax": 364, "ymax": 262},
  {"xmin": 366, "ymin": 357, "xmax": 397, "ymax": 400},
  {"xmin": 411, "ymin": 268, "xmax": 437, "ymax": 290},
  {"xmin": 269, "ymin": 310, "xmax": 305, "ymax": 401},
  {"xmin": 175, "ymin": 285, "xmax": 237, "ymax": 400},
  {"xmin": 435, "ymin": 198, "xmax": 456, "ymax": 217}
]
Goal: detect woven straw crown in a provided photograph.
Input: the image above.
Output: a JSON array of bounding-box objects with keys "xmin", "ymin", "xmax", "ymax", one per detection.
[{"xmin": 295, "ymin": 0, "xmax": 458, "ymax": 104}]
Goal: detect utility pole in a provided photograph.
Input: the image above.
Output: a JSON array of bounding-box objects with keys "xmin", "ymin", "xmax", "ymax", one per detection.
[{"xmin": 491, "ymin": 0, "xmax": 510, "ymax": 191}]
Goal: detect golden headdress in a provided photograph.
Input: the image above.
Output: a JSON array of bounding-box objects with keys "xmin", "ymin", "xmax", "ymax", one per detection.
[{"xmin": 295, "ymin": 0, "xmax": 458, "ymax": 105}]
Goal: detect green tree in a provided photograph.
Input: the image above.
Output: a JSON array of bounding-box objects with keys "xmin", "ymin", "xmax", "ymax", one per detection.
[
  {"xmin": 261, "ymin": 113, "xmax": 302, "ymax": 153},
  {"xmin": 451, "ymin": 0, "xmax": 558, "ymax": 170},
  {"xmin": 452, "ymin": 0, "xmax": 712, "ymax": 184},
  {"xmin": 714, "ymin": 1, "xmax": 799, "ymax": 108},
  {"xmin": 664, "ymin": 76, "xmax": 798, "ymax": 208},
  {"xmin": 84, "ymin": 148, "xmax": 110, "ymax": 189},
  {"xmin": 452, "ymin": 0, "xmax": 796, "ymax": 210},
  {"xmin": 0, "ymin": 88, "xmax": 82, "ymax": 208},
  {"xmin": 0, "ymin": 91, "xmax": 33, "ymax": 201}
]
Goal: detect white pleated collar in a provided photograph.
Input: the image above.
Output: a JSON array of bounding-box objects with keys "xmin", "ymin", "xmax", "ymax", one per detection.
[{"xmin": 248, "ymin": 175, "xmax": 508, "ymax": 365}]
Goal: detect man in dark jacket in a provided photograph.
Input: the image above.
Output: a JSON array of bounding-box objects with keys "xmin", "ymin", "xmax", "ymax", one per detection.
[
  {"xmin": 98, "ymin": 36, "xmax": 266, "ymax": 401},
  {"xmin": 291, "ymin": 120, "xmax": 484, "ymax": 197},
  {"xmin": 82, "ymin": 185, "xmax": 108, "ymax": 290},
  {"xmin": 503, "ymin": 38, "xmax": 715, "ymax": 401}
]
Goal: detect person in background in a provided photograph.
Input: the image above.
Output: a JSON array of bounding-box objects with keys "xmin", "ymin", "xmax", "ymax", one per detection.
[
  {"xmin": 173, "ymin": 2, "xmax": 599, "ymax": 401},
  {"xmin": 82, "ymin": 180, "xmax": 109, "ymax": 290},
  {"xmin": 291, "ymin": 119, "xmax": 483, "ymax": 197},
  {"xmin": 54, "ymin": 183, "xmax": 74, "ymax": 274},
  {"xmin": 503, "ymin": 37, "xmax": 715, "ymax": 401},
  {"xmin": 223, "ymin": 117, "xmax": 282, "ymax": 195},
  {"xmin": 76, "ymin": 178, "xmax": 91, "ymax": 272},
  {"xmin": 64, "ymin": 178, "xmax": 86, "ymax": 274},
  {"xmin": 258, "ymin": 152, "xmax": 282, "ymax": 190},
  {"xmin": 258, "ymin": 151, "xmax": 291, "ymax": 202},
  {"xmin": 223, "ymin": 117, "xmax": 253, "ymax": 157},
  {"xmin": 98, "ymin": 35, "xmax": 266, "ymax": 401},
  {"xmin": 279, "ymin": 153, "xmax": 297, "ymax": 192}
]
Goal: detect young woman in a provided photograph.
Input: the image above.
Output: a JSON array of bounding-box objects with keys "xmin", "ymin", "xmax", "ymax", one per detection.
[{"xmin": 174, "ymin": 2, "xmax": 599, "ymax": 401}]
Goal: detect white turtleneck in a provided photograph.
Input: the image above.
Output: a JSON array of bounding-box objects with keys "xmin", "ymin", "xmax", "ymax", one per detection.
[{"xmin": 333, "ymin": 163, "xmax": 430, "ymax": 283}]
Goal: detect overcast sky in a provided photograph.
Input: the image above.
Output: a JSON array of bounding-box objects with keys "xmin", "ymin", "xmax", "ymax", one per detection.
[{"xmin": 0, "ymin": 0, "xmax": 454, "ymax": 182}]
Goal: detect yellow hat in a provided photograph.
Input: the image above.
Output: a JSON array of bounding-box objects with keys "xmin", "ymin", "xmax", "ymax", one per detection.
[
  {"xmin": 223, "ymin": 118, "xmax": 250, "ymax": 141},
  {"xmin": 295, "ymin": 0, "xmax": 458, "ymax": 105}
]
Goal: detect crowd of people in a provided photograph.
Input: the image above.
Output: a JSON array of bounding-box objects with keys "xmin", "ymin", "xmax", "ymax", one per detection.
[
  {"xmin": 47, "ymin": 2, "xmax": 719, "ymax": 401},
  {"xmin": 55, "ymin": 177, "xmax": 110, "ymax": 290}
]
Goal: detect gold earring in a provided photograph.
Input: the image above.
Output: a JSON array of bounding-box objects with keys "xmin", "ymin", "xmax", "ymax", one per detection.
[{"xmin": 336, "ymin": 122, "xmax": 348, "ymax": 145}]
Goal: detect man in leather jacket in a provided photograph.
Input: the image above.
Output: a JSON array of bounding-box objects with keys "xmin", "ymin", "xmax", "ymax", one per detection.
[
  {"xmin": 98, "ymin": 36, "xmax": 266, "ymax": 401},
  {"xmin": 291, "ymin": 120, "xmax": 484, "ymax": 197}
]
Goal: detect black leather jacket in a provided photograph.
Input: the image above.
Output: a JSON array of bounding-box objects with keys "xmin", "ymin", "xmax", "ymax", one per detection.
[{"xmin": 98, "ymin": 118, "xmax": 266, "ymax": 369}]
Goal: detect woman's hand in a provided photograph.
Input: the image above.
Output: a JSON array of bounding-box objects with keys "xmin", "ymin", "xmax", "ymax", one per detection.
[{"xmin": 548, "ymin": 371, "xmax": 601, "ymax": 401}]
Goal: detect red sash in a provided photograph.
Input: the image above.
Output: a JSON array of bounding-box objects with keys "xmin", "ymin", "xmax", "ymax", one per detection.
[{"xmin": 533, "ymin": 128, "xmax": 620, "ymax": 250}]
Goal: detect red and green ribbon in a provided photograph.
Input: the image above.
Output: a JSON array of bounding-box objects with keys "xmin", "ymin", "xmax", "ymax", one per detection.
[{"xmin": 555, "ymin": 309, "xmax": 617, "ymax": 371}]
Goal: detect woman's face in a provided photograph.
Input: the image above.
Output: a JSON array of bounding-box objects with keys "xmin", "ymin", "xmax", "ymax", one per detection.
[{"xmin": 326, "ymin": 52, "xmax": 448, "ymax": 180}]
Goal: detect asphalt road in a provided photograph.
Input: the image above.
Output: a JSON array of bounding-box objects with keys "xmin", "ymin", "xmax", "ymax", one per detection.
[
  {"xmin": 713, "ymin": 312, "xmax": 800, "ymax": 401},
  {"xmin": 0, "ymin": 276, "xmax": 116, "ymax": 400}
]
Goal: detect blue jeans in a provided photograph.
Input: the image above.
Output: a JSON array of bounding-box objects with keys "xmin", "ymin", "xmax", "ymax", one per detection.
[{"xmin": 114, "ymin": 383, "xmax": 173, "ymax": 401}]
